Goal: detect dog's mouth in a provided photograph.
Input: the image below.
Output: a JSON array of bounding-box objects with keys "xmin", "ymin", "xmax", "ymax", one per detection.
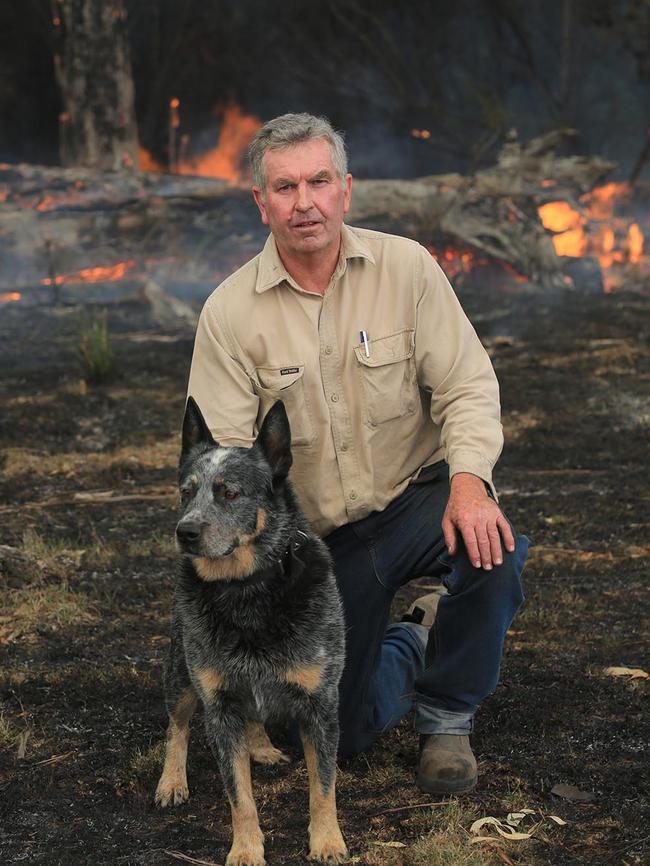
[{"xmin": 176, "ymin": 536, "xmax": 239, "ymax": 558}]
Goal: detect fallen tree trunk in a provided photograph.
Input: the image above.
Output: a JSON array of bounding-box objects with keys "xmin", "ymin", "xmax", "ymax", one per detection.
[
  {"xmin": 349, "ymin": 130, "xmax": 616, "ymax": 287},
  {"xmin": 0, "ymin": 129, "xmax": 617, "ymax": 296}
]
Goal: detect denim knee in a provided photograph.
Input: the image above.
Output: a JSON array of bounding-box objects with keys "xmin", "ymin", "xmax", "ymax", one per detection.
[{"xmin": 447, "ymin": 532, "xmax": 528, "ymax": 608}]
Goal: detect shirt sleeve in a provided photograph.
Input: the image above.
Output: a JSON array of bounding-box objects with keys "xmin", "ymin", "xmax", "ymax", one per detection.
[
  {"xmin": 413, "ymin": 245, "xmax": 503, "ymax": 497},
  {"xmin": 186, "ymin": 296, "xmax": 259, "ymax": 447}
]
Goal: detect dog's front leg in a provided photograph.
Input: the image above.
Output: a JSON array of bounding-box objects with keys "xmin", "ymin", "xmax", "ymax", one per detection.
[
  {"xmin": 300, "ymin": 706, "xmax": 348, "ymax": 864},
  {"xmin": 156, "ymin": 623, "xmax": 198, "ymax": 807},
  {"xmin": 205, "ymin": 705, "xmax": 265, "ymax": 866}
]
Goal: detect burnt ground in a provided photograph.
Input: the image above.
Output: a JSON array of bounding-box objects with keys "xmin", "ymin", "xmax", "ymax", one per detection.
[{"xmin": 0, "ymin": 280, "xmax": 648, "ymax": 866}]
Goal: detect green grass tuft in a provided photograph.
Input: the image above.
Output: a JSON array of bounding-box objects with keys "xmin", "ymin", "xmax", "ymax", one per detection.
[{"xmin": 78, "ymin": 310, "xmax": 114, "ymax": 383}]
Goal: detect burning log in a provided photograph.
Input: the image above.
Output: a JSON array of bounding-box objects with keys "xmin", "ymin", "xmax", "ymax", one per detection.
[
  {"xmin": 0, "ymin": 129, "xmax": 646, "ymax": 303},
  {"xmin": 349, "ymin": 130, "xmax": 617, "ymax": 288}
]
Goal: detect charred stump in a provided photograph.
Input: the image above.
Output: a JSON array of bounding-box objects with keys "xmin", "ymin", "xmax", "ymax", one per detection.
[{"xmin": 53, "ymin": 0, "xmax": 138, "ymax": 171}]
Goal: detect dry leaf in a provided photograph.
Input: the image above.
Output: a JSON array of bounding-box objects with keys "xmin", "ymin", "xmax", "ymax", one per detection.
[
  {"xmin": 469, "ymin": 817, "xmax": 533, "ymax": 840},
  {"xmin": 548, "ymin": 815, "xmax": 568, "ymax": 826},
  {"xmin": 371, "ymin": 841, "xmax": 407, "ymax": 848},
  {"xmin": 550, "ymin": 783, "xmax": 596, "ymax": 802},
  {"xmin": 470, "ymin": 836, "xmax": 506, "ymax": 846},
  {"xmin": 506, "ymin": 809, "xmax": 535, "ymax": 826},
  {"xmin": 603, "ymin": 666, "xmax": 648, "ymax": 679}
]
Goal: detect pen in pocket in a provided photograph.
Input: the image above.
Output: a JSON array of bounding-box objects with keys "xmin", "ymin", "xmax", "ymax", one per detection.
[{"xmin": 360, "ymin": 330, "xmax": 370, "ymax": 358}]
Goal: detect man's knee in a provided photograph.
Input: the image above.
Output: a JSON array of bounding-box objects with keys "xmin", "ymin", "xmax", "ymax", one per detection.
[
  {"xmin": 469, "ymin": 532, "xmax": 528, "ymax": 612},
  {"xmin": 447, "ymin": 532, "xmax": 528, "ymax": 610}
]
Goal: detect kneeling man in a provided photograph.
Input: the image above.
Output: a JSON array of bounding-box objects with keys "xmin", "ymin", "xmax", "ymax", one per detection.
[{"xmin": 187, "ymin": 112, "xmax": 529, "ymax": 794}]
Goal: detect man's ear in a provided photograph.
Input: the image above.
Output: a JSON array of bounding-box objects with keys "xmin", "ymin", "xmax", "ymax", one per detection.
[
  {"xmin": 181, "ymin": 396, "xmax": 217, "ymax": 461},
  {"xmin": 343, "ymin": 172, "xmax": 353, "ymax": 214},
  {"xmin": 252, "ymin": 186, "xmax": 269, "ymax": 225},
  {"xmin": 256, "ymin": 400, "xmax": 292, "ymax": 482}
]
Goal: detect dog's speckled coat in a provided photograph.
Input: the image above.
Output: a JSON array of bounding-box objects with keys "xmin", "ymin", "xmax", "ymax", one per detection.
[{"xmin": 155, "ymin": 398, "xmax": 347, "ymax": 866}]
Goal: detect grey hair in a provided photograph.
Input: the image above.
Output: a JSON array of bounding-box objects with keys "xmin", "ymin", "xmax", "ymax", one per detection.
[{"xmin": 248, "ymin": 113, "xmax": 348, "ymax": 194}]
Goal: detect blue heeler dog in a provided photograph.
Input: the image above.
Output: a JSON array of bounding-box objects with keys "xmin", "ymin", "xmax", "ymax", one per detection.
[{"xmin": 155, "ymin": 397, "xmax": 348, "ymax": 865}]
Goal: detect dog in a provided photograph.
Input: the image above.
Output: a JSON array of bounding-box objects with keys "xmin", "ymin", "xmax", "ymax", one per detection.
[{"xmin": 155, "ymin": 396, "xmax": 348, "ymax": 866}]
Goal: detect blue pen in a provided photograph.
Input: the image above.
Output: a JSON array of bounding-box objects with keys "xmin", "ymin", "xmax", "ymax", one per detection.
[{"xmin": 360, "ymin": 330, "xmax": 370, "ymax": 358}]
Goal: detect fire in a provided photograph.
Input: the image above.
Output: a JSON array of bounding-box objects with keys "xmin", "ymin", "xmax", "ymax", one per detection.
[
  {"xmin": 538, "ymin": 181, "xmax": 647, "ymax": 291},
  {"xmin": 0, "ymin": 292, "xmax": 21, "ymax": 304},
  {"xmin": 139, "ymin": 102, "xmax": 261, "ymax": 185},
  {"xmin": 426, "ymin": 245, "xmax": 527, "ymax": 284},
  {"xmin": 628, "ymin": 223, "xmax": 644, "ymax": 263},
  {"xmin": 42, "ymin": 260, "xmax": 136, "ymax": 287},
  {"xmin": 538, "ymin": 201, "xmax": 587, "ymax": 257}
]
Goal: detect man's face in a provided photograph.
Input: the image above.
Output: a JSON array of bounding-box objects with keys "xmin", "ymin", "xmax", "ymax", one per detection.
[{"xmin": 252, "ymin": 138, "xmax": 352, "ymax": 261}]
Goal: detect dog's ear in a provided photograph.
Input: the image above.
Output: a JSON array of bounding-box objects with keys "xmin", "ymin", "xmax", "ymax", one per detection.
[
  {"xmin": 256, "ymin": 400, "xmax": 292, "ymax": 481},
  {"xmin": 181, "ymin": 396, "xmax": 217, "ymax": 460}
]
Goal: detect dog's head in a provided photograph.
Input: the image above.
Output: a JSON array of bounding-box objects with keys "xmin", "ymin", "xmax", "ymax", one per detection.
[{"xmin": 175, "ymin": 397, "xmax": 292, "ymax": 574}]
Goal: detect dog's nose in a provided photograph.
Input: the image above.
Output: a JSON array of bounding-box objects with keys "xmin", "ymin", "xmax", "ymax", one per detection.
[{"xmin": 176, "ymin": 521, "xmax": 202, "ymax": 543}]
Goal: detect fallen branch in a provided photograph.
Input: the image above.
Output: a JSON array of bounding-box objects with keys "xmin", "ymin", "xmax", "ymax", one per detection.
[
  {"xmin": 372, "ymin": 800, "xmax": 449, "ymax": 816},
  {"xmin": 0, "ymin": 487, "xmax": 176, "ymax": 514},
  {"xmin": 163, "ymin": 851, "xmax": 223, "ymax": 866}
]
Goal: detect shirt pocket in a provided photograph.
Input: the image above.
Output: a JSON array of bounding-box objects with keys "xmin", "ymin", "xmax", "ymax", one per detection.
[
  {"xmin": 251, "ymin": 364, "xmax": 314, "ymax": 446},
  {"xmin": 354, "ymin": 329, "xmax": 418, "ymax": 426}
]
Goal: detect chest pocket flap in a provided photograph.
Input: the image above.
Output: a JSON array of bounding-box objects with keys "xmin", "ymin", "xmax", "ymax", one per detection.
[
  {"xmin": 354, "ymin": 329, "xmax": 417, "ymax": 426},
  {"xmin": 353, "ymin": 329, "xmax": 415, "ymax": 367},
  {"xmin": 251, "ymin": 364, "xmax": 313, "ymax": 445}
]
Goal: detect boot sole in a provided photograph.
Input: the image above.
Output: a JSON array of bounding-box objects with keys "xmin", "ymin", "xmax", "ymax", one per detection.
[{"xmin": 416, "ymin": 772, "xmax": 478, "ymax": 796}]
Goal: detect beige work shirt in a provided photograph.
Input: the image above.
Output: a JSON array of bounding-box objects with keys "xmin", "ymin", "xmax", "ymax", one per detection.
[{"xmin": 187, "ymin": 224, "xmax": 503, "ymax": 537}]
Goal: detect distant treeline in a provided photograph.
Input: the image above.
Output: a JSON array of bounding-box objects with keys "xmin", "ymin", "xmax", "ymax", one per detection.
[{"xmin": 1, "ymin": 0, "xmax": 649, "ymax": 178}]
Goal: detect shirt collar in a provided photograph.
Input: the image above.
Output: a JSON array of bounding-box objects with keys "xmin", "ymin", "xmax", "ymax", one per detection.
[{"xmin": 254, "ymin": 223, "xmax": 376, "ymax": 294}]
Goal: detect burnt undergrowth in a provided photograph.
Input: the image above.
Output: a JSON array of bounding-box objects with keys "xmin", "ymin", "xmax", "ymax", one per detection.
[{"xmin": 0, "ymin": 284, "xmax": 648, "ymax": 865}]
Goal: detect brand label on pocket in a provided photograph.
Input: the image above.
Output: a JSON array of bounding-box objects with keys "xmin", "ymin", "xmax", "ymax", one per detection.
[{"xmin": 280, "ymin": 367, "xmax": 300, "ymax": 375}]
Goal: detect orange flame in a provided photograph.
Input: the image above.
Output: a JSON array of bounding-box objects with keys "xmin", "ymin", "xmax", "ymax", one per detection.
[
  {"xmin": 627, "ymin": 223, "xmax": 644, "ymax": 264},
  {"xmin": 42, "ymin": 261, "xmax": 136, "ymax": 287},
  {"xmin": 538, "ymin": 181, "xmax": 647, "ymax": 290},
  {"xmin": 139, "ymin": 103, "xmax": 261, "ymax": 185},
  {"xmin": 0, "ymin": 292, "xmax": 21, "ymax": 303}
]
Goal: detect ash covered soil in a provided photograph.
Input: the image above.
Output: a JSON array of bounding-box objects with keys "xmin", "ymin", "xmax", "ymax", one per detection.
[{"xmin": 0, "ymin": 281, "xmax": 648, "ymax": 866}]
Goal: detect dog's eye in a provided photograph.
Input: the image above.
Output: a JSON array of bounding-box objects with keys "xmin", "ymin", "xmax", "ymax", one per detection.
[{"xmin": 224, "ymin": 489, "xmax": 239, "ymax": 501}]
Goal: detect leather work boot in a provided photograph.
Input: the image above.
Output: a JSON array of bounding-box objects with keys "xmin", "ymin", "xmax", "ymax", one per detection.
[
  {"xmin": 402, "ymin": 587, "xmax": 448, "ymax": 629},
  {"xmin": 417, "ymin": 734, "xmax": 478, "ymax": 795}
]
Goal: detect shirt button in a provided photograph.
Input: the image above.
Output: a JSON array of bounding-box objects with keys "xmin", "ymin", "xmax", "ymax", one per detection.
[
  {"xmin": 340, "ymin": 442, "xmax": 348, "ymax": 452},
  {"xmin": 349, "ymin": 490, "xmax": 358, "ymax": 500},
  {"xmin": 324, "ymin": 345, "xmax": 333, "ymax": 355},
  {"xmin": 330, "ymin": 393, "xmax": 339, "ymax": 402}
]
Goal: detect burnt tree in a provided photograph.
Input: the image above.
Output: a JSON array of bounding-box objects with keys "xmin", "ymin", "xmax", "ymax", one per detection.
[{"xmin": 53, "ymin": 0, "xmax": 138, "ymax": 170}]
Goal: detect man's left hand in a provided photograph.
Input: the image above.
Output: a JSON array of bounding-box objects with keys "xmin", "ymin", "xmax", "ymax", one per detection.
[{"xmin": 442, "ymin": 472, "xmax": 515, "ymax": 571}]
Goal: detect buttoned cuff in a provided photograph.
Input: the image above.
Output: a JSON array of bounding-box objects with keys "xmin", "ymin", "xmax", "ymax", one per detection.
[{"xmin": 447, "ymin": 452, "xmax": 498, "ymax": 501}]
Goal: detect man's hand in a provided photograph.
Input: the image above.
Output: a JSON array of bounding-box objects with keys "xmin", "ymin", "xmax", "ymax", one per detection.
[{"xmin": 442, "ymin": 472, "xmax": 515, "ymax": 570}]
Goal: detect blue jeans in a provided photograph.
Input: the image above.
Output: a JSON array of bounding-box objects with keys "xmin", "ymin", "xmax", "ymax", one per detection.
[{"xmin": 323, "ymin": 461, "xmax": 529, "ymax": 757}]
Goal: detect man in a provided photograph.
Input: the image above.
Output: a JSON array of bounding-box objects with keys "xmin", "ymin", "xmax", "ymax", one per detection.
[{"xmin": 187, "ymin": 113, "xmax": 528, "ymax": 795}]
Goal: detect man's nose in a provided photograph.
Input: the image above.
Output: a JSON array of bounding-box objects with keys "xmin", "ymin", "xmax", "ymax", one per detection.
[{"xmin": 295, "ymin": 181, "xmax": 312, "ymax": 211}]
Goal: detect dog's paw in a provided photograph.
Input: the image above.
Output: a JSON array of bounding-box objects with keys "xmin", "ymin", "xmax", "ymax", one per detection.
[
  {"xmin": 226, "ymin": 844, "xmax": 266, "ymax": 866},
  {"xmin": 308, "ymin": 828, "xmax": 348, "ymax": 864},
  {"xmin": 250, "ymin": 743, "xmax": 290, "ymax": 765},
  {"xmin": 155, "ymin": 775, "xmax": 189, "ymax": 808}
]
